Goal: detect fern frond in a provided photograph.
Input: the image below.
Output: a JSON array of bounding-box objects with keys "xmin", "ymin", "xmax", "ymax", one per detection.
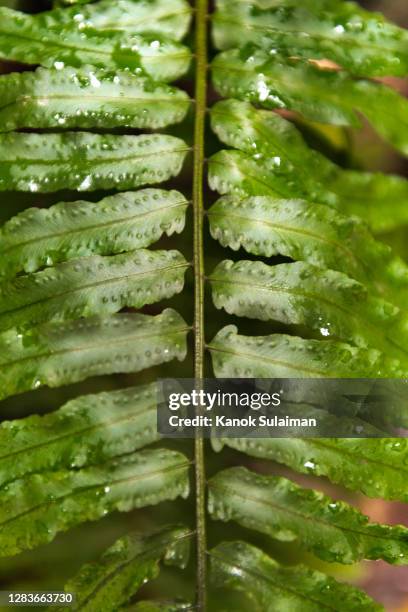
[
  {"xmin": 212, "ymin": 0, "xmax": 408, "ymax": 77},
  {"xmin": 0, "ymin": 189, "xmax": 188, "ymax": 280},
  {"xmin": 209, "ymin": 325, "xmax": 401, "ymax": 378},
  {"xmin": 209, "ymin": 260, "xmax": 408, "ymax": 363},
  {"xmin": 0, "ymin": 249, "xmax": 187, "ymax": 331},
  {"xmin": 0, "ymin": 449, "xmax": 190, "ymax": 557},
  {"xmin": 208, "ymin": 146, "xmax": 313, "ymax": 200},
  {"xmin": 208, "ymin": 99, "xmax": 333, "ymax": 200},
  {"xmin": 210, "ymin": 541, "xmax": 380, "ymax": 611},
  {"xmin": 0, "ymin": 0, "xmax": 407, "ymax": 607},
  {"xmin": 209, "ymin": 148, "xmax": 408, "ymax": 234},
  {"xmin": 0, "ymin": 67, "xmax": 191, "ymax": 132},
  {"xmin": 217, "ymin": 438, "xmax": 408, "ymax": 502},
  {"xmin": 209, "ymin": 99, "xmax": 408, "ymax": 233},
  {"xmin": 0, "ymin": 309, "xmax": 188, "ymax": 399},
  {"xmin": 208, "ymin": 467, "xmax": 408, "ymax": 565},
  {"xmin": 212, "ymin": 48, "xmax": 408, "ymax": 155},
  {"xmin": 0, "ymin": 132, "xmax": 189, "ymax": 192},
  {"xmin": 45, "ymin": 0, "xmax": 192, "ymax": 39},
  {"xmin": 0, "ymin": 383, "xmax": 159, "ymax": 486},
  {"xmin": 0, "ymin": 7, "xmax": 191, "ymax": 80},
  {"xmin": 60, "ymin": 526, "xmax": 193, "ymax": 612},
  {"xmin": 207, "ymin": 195, "xmax": 408, "ymax": 308}
]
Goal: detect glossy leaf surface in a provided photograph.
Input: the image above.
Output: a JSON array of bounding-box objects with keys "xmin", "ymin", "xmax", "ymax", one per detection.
[
  {"xmin": 0, "ymin": 132, "xmax": 189, "ymax": 192},
  {"xmin": 217, "ymin": 438, "xmax": 408, "ymax": 502},
  {"xmin": 209, "ymin": 100, "xmax": 408, "ymax": 233},
  {"xmin": 0, "ymin": 449, "xmax": 190, "ymax": 557},
  {"xmin": 210, "ymin": 541, "xmax": 380, "ymax": 611},
  {"xmin": 0, "ymin": 7, "xmax": 191, "ymax": 80},
  {"xmin": 213, "ymin": 0, "xmax": 408, "ymax": 77},
  {"xmin": 61, "ymin": 526, "xmax": 192, "ymax": 612},
  {"xmin": 212, "ymin": 48, "xmax": 408, "ymax": 155},
  {"xmin": 0, "ymin": 309, "xmax": 188, "ymax": 399},
  {"xmin": 209, "ymin": 325, "xmax": 402, "ymax": 378},
  {"xmin": 209, "ymin": 467, "xmax": 408, "ymax": 564},
  {"xmin": 46, "ymin": 0, "xmax": 192, "ymax": 39},
  {"xmin": 0, "ymin": 383, "xmax": 159, "ymax": 487},
  {"xmin": 209, "ymin": 259, "xmax": 408, "ymax": 364},
  {"xmin": 0, "ymin": 67, "xmax": 191, "ymax": 132},
  {"xmin": 0, "ymin": 189, "xmax": 188, "ymax": 280},
  {"xmin": 207, "ymin": 195, "xmax": 408, "ymax": 308},
  {"xmin": 0, "ymin": 249, "xmax": 188, "ymax": 331}
]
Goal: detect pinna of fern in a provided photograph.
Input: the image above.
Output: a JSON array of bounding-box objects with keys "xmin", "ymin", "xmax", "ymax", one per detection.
[{"xmin": 0, "ymin": 0, "xmax": 406, "ymax": 610}]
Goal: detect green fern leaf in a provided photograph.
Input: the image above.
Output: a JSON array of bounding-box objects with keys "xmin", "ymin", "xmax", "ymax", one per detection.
[
  {"xmin": 207, "ymin": 195, "xmax": 408, "ymax": 308},
  {"xmin": 212, "ymin": 48, "xmax": 408, "ymax": 155},
  {"xmin": 209, "ymin": 99, "xmax": 408, "ymax": 233},
  {"xmin": 60, "ymin": 526, "xmax": 192, "ymax": 612},
  {"xmin": 0, "ymin": 132, "xmax": 189, "ymax": 192},
  {"xmin": 208, "ymin": 147, "xmax": 307, "ymax": 200},
  {"xmin": 0, "ymin": 449, "xmax": 190, "ymax": 557},
  {"xmin": 0, "ymin": 189, "xmax": 188, "ymax": 280},
  {"xmin": 0, "ymin": 249, "xmax": 187, "ymax": 331},
  {"xmin": 212, "ymin": 0, "xmax": 408, "ymax": 77},
  {"xmin": 208, "ymin": 467, "xmax": 408, "ymax": 565},
  {"xmin": 0, "ymin": 309, "xmax": 188, "ymax": 400},
  {"xmin": 0, "ymin": 67, "xmax": 191, "ymax": 132},
  {"xmin": 209, "ymin": 325, "xmax": 401, "ymax": 378},
  {"xmin": 209, "ymin": 98, "xmax": 337, "ymax": 205},
  {"xmin": 0, "ymin": 383, "xmax": 160, "ymax": 487},
  {"xmin": 209, "ymin": 260, "xmax": 408, "ymax": 364},
  {"xmin": 208, "ymin": 147, "xmax": 408, "ymax": 236},
  {"xmin": 210, "ymin": 541, "xmax": 380, "ymax": 611},
  {"xmin": 44, "ymin": 0, "xmax": 192, "ymax": 39},
  {"xmin": 0, "ymin": 7, "xmax": 191, "ymax": 80},
  {"xmin": 217, "ymin": 438, "xmax": 408, "ymax": 502}
]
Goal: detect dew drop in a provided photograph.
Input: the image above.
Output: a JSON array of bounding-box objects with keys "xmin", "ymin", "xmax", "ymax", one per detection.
[
  {"xmin": 89, "ymin": 72, "xmax": 101, "ymax": 88},
  {"xmin": 78, "ymin": 175, "xmax": 92, "ymax": 191},
  {"xmin": 28, "ymin": 180, "xmax": 39, "ymax": 192},
  {"xmin": 256, "ymin": 77, "xmax": 270, "ymax": 102}
]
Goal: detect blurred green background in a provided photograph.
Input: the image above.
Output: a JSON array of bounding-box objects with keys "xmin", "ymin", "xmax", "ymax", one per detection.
[{"xmin": 0, "ymin": 1, "xmax": 407, "ymax": 610}]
